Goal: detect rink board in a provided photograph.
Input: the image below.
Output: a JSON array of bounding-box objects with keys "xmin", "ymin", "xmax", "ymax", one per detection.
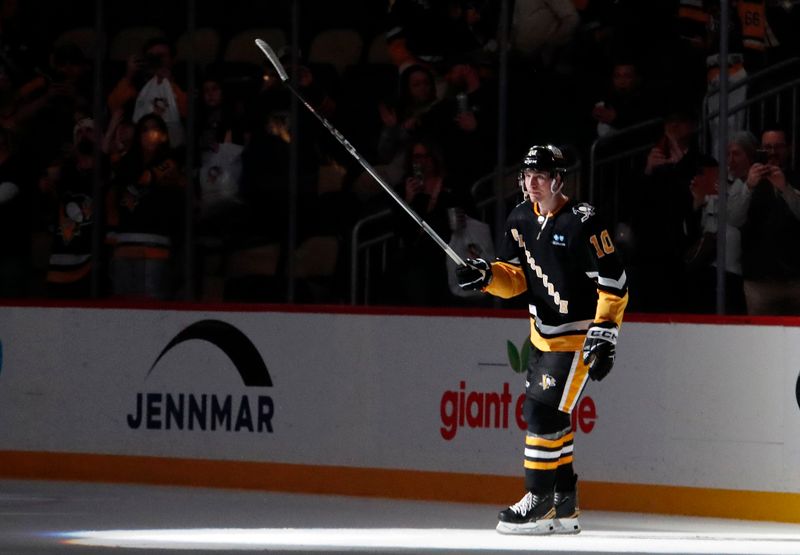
[{"xmin": 1, "ymin": 305, "xmax": 799, "ymax": 521}]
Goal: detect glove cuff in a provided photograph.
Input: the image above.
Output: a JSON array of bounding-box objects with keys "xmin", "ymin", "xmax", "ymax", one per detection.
[{"xmin": 586, "ymin": 323, "xmax": 618, "ymax": 345}]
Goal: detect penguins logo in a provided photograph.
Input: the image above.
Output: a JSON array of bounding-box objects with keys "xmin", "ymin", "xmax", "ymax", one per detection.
[
  {"xmin": 148, "ymin": 319, "xmax": 272, "ymax": 387},
  {"xmin": 540, "ymin": 374, "xmax": 557, "ymax": 391},
  {"xmin": 572, "ymin": 203, "xmax": 595, "ymax": 222}
]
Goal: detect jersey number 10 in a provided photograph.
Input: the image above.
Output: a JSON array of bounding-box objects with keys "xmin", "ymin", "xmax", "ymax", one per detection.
[{"xmin": 589, "ymin": 230, "xmax": 615, "ymax": 258}]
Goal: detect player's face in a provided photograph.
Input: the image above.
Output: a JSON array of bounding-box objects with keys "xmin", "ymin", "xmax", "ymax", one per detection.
[{"xmin": 523, "ymin": 169, "xmax": 556, "ymax": 203}]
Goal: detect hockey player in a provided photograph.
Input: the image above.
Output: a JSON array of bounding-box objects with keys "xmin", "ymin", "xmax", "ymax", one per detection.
[{"xmin": 455, "ymin": 144, "xmax": 628, "ymax": 535}]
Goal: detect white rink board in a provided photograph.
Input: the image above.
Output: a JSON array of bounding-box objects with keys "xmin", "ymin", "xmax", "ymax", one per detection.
[{"xmin": 0, "ymin": 306, "xmax": 799, "ymax": 494}]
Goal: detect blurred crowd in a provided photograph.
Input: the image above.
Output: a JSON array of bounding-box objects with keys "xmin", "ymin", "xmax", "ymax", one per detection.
[{"xmin": 0, "ymin": 0, "xmax": 799, "ymax": 314}]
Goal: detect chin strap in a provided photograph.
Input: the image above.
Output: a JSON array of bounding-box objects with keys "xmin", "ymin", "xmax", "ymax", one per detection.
[{"xmin": 519, "ymin": 170, "xmax": 529, "ymax": 201}]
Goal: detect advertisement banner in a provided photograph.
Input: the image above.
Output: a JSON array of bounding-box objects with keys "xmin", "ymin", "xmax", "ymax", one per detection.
[{"xmin": 1, "ymin": 306, "xmax": 799, "ymax": 496}]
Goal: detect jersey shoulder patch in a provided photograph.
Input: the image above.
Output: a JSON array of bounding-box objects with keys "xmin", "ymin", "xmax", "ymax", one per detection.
[{"xmin": 571, "ymin": 202, "xmax": 596, "ymax": 223}]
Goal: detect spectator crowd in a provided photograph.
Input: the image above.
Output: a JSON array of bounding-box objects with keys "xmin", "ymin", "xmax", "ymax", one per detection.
[{"xmin": 0, "ymin": 0, "xmax": 799, "ymax": 315}]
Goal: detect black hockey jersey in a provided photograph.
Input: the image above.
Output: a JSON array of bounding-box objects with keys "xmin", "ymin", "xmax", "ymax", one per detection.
[{"xmin": 485, "ymin": 199, "xmax": 628, "ymax": 351}]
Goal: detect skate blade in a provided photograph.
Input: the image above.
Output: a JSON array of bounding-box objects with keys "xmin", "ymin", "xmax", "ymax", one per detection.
[
  {"xmin": 553, "ymin": 516, "xmax": 581, "ymax": 534},
  {"xmin": 496, "ymin": 518, "xmax": 555, "ymax": 535}
]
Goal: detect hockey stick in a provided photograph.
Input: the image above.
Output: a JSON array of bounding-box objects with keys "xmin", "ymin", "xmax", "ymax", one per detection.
[{"xmin": 254, "ymin": 39, "xmax": 466, "ymax": 266}]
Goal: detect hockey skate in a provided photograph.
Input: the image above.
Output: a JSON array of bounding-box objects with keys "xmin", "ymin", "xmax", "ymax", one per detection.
[
  {"xmin": 553, "ymin": 489, "xmax": 581, "ymax": 534},
  {"xmin": 495, "ymin": 492, "xmax": 555, "ymax": 535}
]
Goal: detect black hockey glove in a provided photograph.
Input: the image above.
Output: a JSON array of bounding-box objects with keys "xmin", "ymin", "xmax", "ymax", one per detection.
[
  {"xmin": 455, "ymin": 258, "xmax": 492, "ymax": 291},
  {"xmin": 582, "ymin": 322, "xmax": 618, "ymax": 381}
]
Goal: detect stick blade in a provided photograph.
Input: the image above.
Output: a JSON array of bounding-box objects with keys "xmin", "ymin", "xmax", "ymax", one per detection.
[{"xmin": 254, "ymin": 39, "xmax": 289, "ymax": 82}]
